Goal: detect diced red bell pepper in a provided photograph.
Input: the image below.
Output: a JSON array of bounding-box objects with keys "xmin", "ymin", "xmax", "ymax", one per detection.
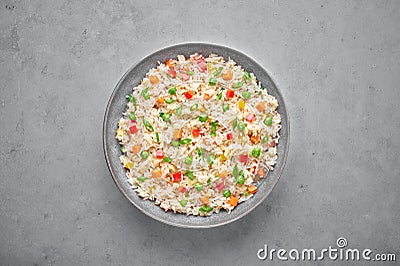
[
  {"xmin": 129, "ymin": 125, "xmax": 138, "ymax": 134},
  {"xmin": 168, "ymin": 68, "xmax": 176, "ymax": 78},
  {"xmin": 172, "ymin": 172, "xmax": 182, "ymax": 182},
  {"xmin": 192, "ymin": 129, "xmax": 200, "ymax": 138},
  {"xmin": 156, "ymin": 150, "xmax": 164, "ymax": 159},
  {"xmin": 216, "ymin": 181, "xmax": 225, "ymax": 191},
  {"xmin": 226, "ymin": 133, "xmax": 233, "ymax": 140},
  {"xmin": 245, "ymin": 113, "xmax": 255, "ymax": 123},
  {"xmin": 226, "ymin": 89, "xmax": 234, "ymax": 99},
  {"xmin": 238, "ymin": 154, "xmax": 248, "ymax": 163},
  {"xmin": 184, "ymin": 91, "xmax": 194, "ymax": 99}
]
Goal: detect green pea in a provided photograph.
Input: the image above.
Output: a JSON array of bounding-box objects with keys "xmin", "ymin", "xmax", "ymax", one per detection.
[
  {"xmin": 242, "ymin": 91, "xmax": 251, "ymax": 99},
  {"xmin": 238, "ymin": 122, "xmax": 246, "ymax": 131},
  {"xmin": 168, "ymin": 86, "xmax": 176, "ymax": 95},
  {"xmin": 243, "ymin": 71, "xmax": 252, "ymax": 81},
  {"xmin": 128, "ymin": 112, "xmax": 136, "ymax": 121},
  {"xmin": 252, "ymin": 147, "xmax": 261, "ymax": 157},
  {"xmin": 187, "ymin": 71, "xmax": 195, "ymax": 75},
  {"xmin": 261, "ymin": 135, "xmax": 269, "ymax": 144},
  {"xmin": 179, "ymin": 200, "xmax": 188, "ymax": 207},
  {"xmin": 209, "ymin": 77, "xmax": 217, "ymax": 86},
  {"xmin": 186, "ymin": 170, "xmax": 194, "ymax": 180},
  {"xmin": 199, "ymin": 206, "xmax": 213, "ymax": 212},
  {"xmin": 171, "ymin": 140, "xmax": 180, "ymax": 147},
  {"xmin": 243, "ymin": 191, "xmax": 249, "ymax": 197},
  {"xmin": 264, "ymin": 116, "xmax": 273, "ymax": 126},
  {"xmin": 184, "ymin": 156, "xmax": 193, "ymax": 165},
  {"xmin": 223, "ymin": 190, "xmax": 231, "ymax": 198},
  {"xmin": 199, "ymin": 115, "xmax": 208, "ymax": 122},
  {"xmin": 141, "ymin": 150, "xmax": 149, "ymax": 159},
  {"xmin": 127, "ymin": 94, "xmax": 136, "ymax": 104},
  {"xmin": 175, "ymin": 105, "xmax": 182, "ymax": 116},
  {"xmin": 194, "ymin": 182, "xmax": 203, "ymax": 192},
  {"xmin": 163, "ymin": 156, "xmax": 172, "ymax": 162},
  {"xmin": 179, "ymin": 138, "xmax": 192, "ymax": 145},
  {"xmin": 234, "ymin": 82, "xmax": 243, "ymax": 88},
  {"xmin": 137, "ymin": 176, "xmax": 147, "ymax": 182},
  {"xmin": 207, "ymin": 154, "xmax": 216, "ymax": 165},
  {"xmin": 222, "ymin": 103, "xmax": 229, "ymax": 112},
  {"xmin": 165, "ymin": 98, "xmax": 175, "ymax": 104}
]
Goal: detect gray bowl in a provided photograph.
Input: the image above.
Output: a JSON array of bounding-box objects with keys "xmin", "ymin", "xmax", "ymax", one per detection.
[{"xmin": 103, "ymin": 43, "xmax": 289, "ymax": 228}]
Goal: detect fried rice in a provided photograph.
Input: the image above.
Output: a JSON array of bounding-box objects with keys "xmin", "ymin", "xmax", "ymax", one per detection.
[{"xmin": 116, "ymin": 53, "xmax": 281, "ymax": 216}]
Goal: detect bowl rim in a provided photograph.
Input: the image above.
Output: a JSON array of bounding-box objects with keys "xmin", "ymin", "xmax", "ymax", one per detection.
[{"xmin": 103, "ymin": 42, "xmax": 290, "ymax": 228}]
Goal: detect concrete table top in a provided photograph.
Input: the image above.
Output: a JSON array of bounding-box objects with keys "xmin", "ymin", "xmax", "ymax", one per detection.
[{"xmin": 1, "ymin": 1, "xmax": 399, "ymax": 265}]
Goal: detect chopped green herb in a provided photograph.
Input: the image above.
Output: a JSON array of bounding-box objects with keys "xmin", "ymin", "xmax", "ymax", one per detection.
[
  {"xmin": 199, "ymin": 206, "xmax": 213, "ymax": 212},
  {"xmin": 165, "ymin": 98, "xmax": 175, "ymax": 104},
  {"xmin": 199, "ymin": 115, "xmax": 208, "ymax": 122},
  {"xmin": 207, "ymin": 178, "xmax": 211, "ymax": 185},
  {"xmin": 128, "ymin": 112, "xmax": 136, "ymax": 121},
  {"xmin": 233, "ymin": 164, "xmax": 239, "ymax": 178},
  {"xmin": 233, "ymin": 117, "xmax": 238, "ymax": 130},
  {"xmin": 120, "ymin": 146, "xmax": 125, "ymax": 153},
  {"xmin": 127, "ymin": 94, "xmax": 136, "ymax": 104},
  {"xmin": 186, "ymin": 170, "xmax": 194, "ymax": 180},
  {"xmin": 160, "ymin": 112, "xmax": 171, "ymax": 122},
  {"xmin": 197, "ymin": 148, "xmax": 204, "ymax": 159},
  {"xmin": 179, "ymin": 138, "xmax": 192, "ymax": 145},
  {"xmin": 163, "ymin": 156, "xmax": 172, "ymax": 162},
  {"xmin": 184, "ymin": 156, "xmax": 193, "ymax": 165},
  {"xmin": 222, "ymin": 103, "xmax": 229, "ymax": 112},
  {"xmin": 143, "ymin": 119, "xmax": 154, "ymax": 132},
  {"xmin": 155, "ymin": 132, "xmax": 160, "ymax": 142},
  {"xmin": 141, "ymin": 87, "xmax": 150, "ymax": 100},
  {"xmin": 190, "ymin": 104, "xmax": 198, "ymax": 111},
  {"xmin": 238, "ymin": 122, "xmax": 246, "ymax": 131},
  {"xmin": 207, "ymin": 154, "xmax": 216, "ymax": 165},
  {"xmin": 172, "ymin": 140, "xmax": 180, "ymax": 147},
  {"xmin": 168, "ymin": 86, "xmax": 177, "ymax": 95},
  {"xmin": 243, "ymin": 71, "xmax": 252, "ymax": 81},
  {"xmin": 217, "ymin": 92, "xmax": 222, "ymax": 100},
  {"xmin": 175, "ymin": 105, "xmax": 182, "ymax": 116},
  {"xmin": 187, "ymin": 71, "xmax": 195, "ymax": 75},
  {"xmin": 209, "ymin": 77, "xmax": 217, "ymax": 86},
  {"xmin": 194, "ymin": 182, "xmax": 203, "ymax": 192},
  {"xmin": 234, "ymin": 81, "xmax": 243, "ymax": 88},
  {"xmin": 137, "ymin": 176, "xmax": 147, "ymax": 182},
  {"xmin": 179, "ymin": 200, "xmax": 188, "ymax": 207},
  {"xmin": 214, "ymin": 66, "xmax": 223, "ymax": 77},
  {"xmin": 261, "ymin": 135, "xmax": 269, "ymax": 144},
  {"xmin": 264, "ymin": 116, "xmax": 273, "ymax": 126}
]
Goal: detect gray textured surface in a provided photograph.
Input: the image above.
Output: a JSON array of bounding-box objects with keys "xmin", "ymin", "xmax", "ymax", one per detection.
[{"xmin": 1, "ymin": 0, "xmax": 399, "ymax": 265}]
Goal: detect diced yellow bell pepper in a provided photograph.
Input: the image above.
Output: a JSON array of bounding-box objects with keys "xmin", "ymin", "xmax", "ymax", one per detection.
[
  {"xmin": 124, "ymin": 161, "xmax": 134, "ymax": 170},
  {"xmin": 238, "ymin": 100, "xmax": 245, "ymax": 110}
]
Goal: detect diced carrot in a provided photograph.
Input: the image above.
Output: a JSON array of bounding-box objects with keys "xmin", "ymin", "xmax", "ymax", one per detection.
[
  {"xmin": 216, "ymin": 181, "xmax": 225, "ymax": 191},
  {"xmin": 179, "ymin": 186, "xmax": 187, "ymax": 193},
  {"xmin": 131, "ymin": 145, "xmax": 141, "ymax": 155},
  {"xmin": 269, "ymin": 140, "xmax": 276, "ymax": 147},
  {"xmin": 255, "ymin": 102, "xmax": 266, "ymax": 112},
  {"xmin": 151, "ymin": 169, "xmax": 162, "ymax": 178},
  {"xmin": 192, "ymin": 129, "xmax": 200, "ymax": 138},
  {"xmin": 250, "ymin": 134, "xmax": 260, "ymax": 144},
  {"xmin": 219, "ymin": 170, "xmax": 228, "ymax": 179},
  {"xmin": 156, "ymin": 97, "xmax": 165, "ymax": 104},
  {"xmin": 247, "ymin": 185, "xmax": 258, "ymax": 194},
  {"xmin": 149, "ymin": 75, "xmax": 159, "ymax": 84},
  {"xmin": 238, "ymin": 154, "xmax": 248, "ymax": 163},
  {"xmin": 222, "ymin": 70, "xmax": 233, "ymax": 80},
  {"xmin": 173, "ymin": 129, "xmax": 182, "ymax": 139},
  {"xmin": 257, "ymin": 167, "xmax": 267, "ymax": 178},
  {"xmin": 203, "ymin": 93, "xmax": 212, "ymax": 100},
  {"xmin": 228, "ymin": 195, "xmax": 238, "ymax": 207},
  {"xmin": 166, "ymin": 59, "xmax": 175, "ymax": 68},
  {"xmin": 200, "ymin": 195, "xmax": 209, "ymax": 205}
]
